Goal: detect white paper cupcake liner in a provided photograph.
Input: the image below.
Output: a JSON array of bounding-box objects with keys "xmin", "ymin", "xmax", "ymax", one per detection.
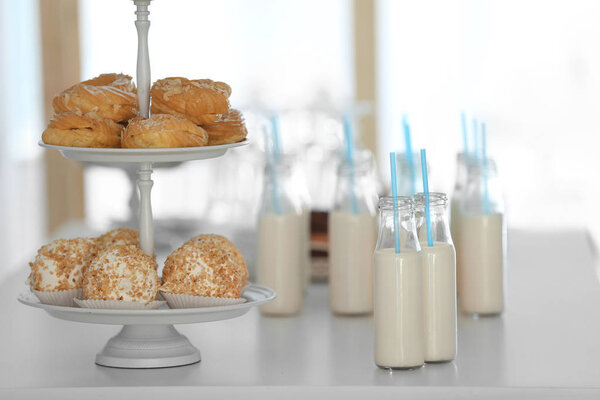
[
  {"xmin": 33, "ymin": 288, "xmax": 82, "ymax": 307},
  {"xmin": 160, "ymin": 291, "xmax": 246, "ymax": 309},
  {"xmin": 74, "ymin": 298, "xmax": 166, "ymax": 310}
]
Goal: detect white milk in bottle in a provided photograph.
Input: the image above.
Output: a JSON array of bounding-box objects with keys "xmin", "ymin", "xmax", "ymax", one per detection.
[
  {"xmin": 257, "ymin": 156, "xmax": 304, "ymax": 316},
  {"xmin": 415, "ymin": 192, "xmax": 457, "ymax": 362},
  {"xmin": 459, "ymin": 213, "xmax": 504, "ymax": 314},
  {"xmin": 328, "ymin": 150, "xmax": 378, "ymax": 315},
  {"xmin": 329, "ymin": 212, "xmax": 377, "ymax": 314},
  {"xmin": 374, "ymin": 196, "xmax": 424, "ymax": 369},
  {"xmin": 458, "ymin": 159, "xmax": 506, "ymax": 316},
  {"xmin": 258, "ymin": 214, "xmax": 302, "ymax": 315}
]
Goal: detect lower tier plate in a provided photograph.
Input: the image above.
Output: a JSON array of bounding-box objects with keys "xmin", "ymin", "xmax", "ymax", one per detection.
[
  {"xmin": 18, "ymin": 284, "xmax": 275, "ymax": 325},
  {"xmin": 39, "ymin": 139, "xmax": 248, "ymax": 163}
]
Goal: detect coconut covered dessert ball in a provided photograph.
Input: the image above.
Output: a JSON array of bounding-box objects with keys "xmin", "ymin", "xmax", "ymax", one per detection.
[
  {"xmin": 28, "ymin": 238, "xmax": 98, "ymax": 292},
  {"xmin": 184, "ymin": 234, "xmax": 248, "ymax": 286},
  {"xmin": 160, "ymin": 235, "xmax": 247, "ymax": 298},
  {"xmin": 97, "ymin": 227, "xmax": 139, "ymax": 250},
  {"xmin": 83, "ymin": 245, "xmax": 158, "ymax": 303}
]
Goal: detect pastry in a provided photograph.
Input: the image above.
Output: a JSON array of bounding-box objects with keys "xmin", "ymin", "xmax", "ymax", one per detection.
[
  {"xmin": 184, "ymin": 234, "xmax": 248, "ymax": 286},
  {"xmin": 42, "ymin": 112, "xmax": 122, "ymax": 148},
  {"xmin": 160, "ymin": 237, "xmax": 246, "ymax": 299},
  {"xmin": 122, "ymin": 114, "xmax": 208, "ymax": 148},
  {"xmin": 82, "ymin": 245, "xmax": 158, "ymax": 303},
  {"xmin": 52, "ymin": 73, "xmax": 137, "ymax": 122},
  {"xmin": 28, "ymin": 238, "xmax": 98, "ymax": 292},
  {"xmin": 200, "ymin": 109, "xmax": 248, "ymax": 145},
  {"xmin": 150, "ymin": 77, "xmax": 231, "ymax": 124},
  {"xmin": 97, "ymin": 227, "xmax": 139, "ymax": 250}
]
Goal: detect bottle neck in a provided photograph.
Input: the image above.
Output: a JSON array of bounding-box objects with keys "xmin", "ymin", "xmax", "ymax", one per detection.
[
  {"xmin": 376, "ymin": 196, "xmax": 421, "ymax": 252},
  {"xmin": 261, "ymin": 161, "xmax": 300, "ymax": 216},
  {"xmin": 334, "ymin": 158, "xmax": 377, "ymax": 215},
  {"xmin": 462, "ymin": 160, "xmax": 503, "ymax": 215},
  {"xmin": 414, "ymin": 192, "xmax": 452, "ymax": 245}
]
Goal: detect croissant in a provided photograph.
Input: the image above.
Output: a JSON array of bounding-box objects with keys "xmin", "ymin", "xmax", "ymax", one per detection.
[
  {"xmin": 42, "ymin": 112, "xmax": 122, "ymax": 148},
  {"xmin": 201, "ymin": 109, "xmax": 248, "ymax": 145},
  {"xmin": 150, "ymin": 77, "xmax": 231, "ymax": 124},
  {"xmin": 52, "ymin": 73, "xmax": 137, "ymax": 123},
  {"xmin": 122, "ymin": 114, "xmax": 208, "ymax": 148}
]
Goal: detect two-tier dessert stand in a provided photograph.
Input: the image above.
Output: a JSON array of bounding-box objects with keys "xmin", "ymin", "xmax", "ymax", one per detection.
[{"xmin": 18, "ymin": 0, "xmax": 275, "ymax": 369}]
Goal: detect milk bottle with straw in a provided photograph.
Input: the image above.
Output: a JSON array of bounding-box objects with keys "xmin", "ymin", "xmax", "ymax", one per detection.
[
  {"xmin": 373, "ymin": 153, "xmax": 423, "ymax": 369},
  {"xmin": 450, "ymin": 112, "xmax": 470, "ymax": 247},
  {"xmin": 458, "ymin": 124, "xmax": 505, "ymax": 316},
  {"xmin": 277, "ymin": 119, "xmax": 312, "ymax": 291},
  {"xmin": 452, "ymin": 113, "xmax": 478, "ymax": 295},
  {"xmin": 257, "ymin": 121, "xmax": 303, "ymax": 316},
  {"xmin": 415, "ymin": 150, "xmax": 457, "ymax": 362},
  {"xmin": 328, "ymin": 116, "xmax": 378, "ymax": 315}
]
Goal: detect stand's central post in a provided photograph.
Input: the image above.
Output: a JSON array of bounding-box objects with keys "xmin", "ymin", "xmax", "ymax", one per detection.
[
  {"xmin": 138, "ymin": 162, "xmax": 154, "ymax": 256},
  {"xmin": 134, "ymin": 0, "xmax": 151, "ymax": 118}
]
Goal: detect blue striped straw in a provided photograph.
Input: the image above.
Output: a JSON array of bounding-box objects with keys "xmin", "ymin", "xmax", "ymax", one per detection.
[
  {"xmin": 420, "ymin": 149, "xmax": 433, "ymax": 247},
  {"xmin": 402, "ymin": 115, "xmax": 416, "ymax": 195},
  {"xmin": 461, "ymin": 111, "xmax": 468, "ymax": 156},
  {"xmin": 389, "ymin": 152, "xmax": 401, "ymax": 254},
  {"xmin": 482, "ymin": 122, "xmax": 490, "ymax": 214},
  {"xmin": 472, "ymin": 118, "xmax": 479, "ymax": 162},
  {"xmin": 271, "ymin": 115, "xmax": 282, "ymax": 163},
  {"xmin": 343, "ymin": 115, "xmax": 359, "ymax": 215},
  {"xmin": 263, "ymin": 127, "xmax": 281, "ymax": 215}
]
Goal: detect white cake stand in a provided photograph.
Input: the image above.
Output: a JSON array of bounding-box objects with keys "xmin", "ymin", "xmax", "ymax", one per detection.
[
  {"xmin": 30, "ymin": 137, "xmax": 269, "ymax": 368},
  {"xmin": 22, "ymin": 0, "xmax": 275, "ymax": 369},
  {"xmin": 18, "ymin": 285, "xmax": 275, "ymax": 368}
]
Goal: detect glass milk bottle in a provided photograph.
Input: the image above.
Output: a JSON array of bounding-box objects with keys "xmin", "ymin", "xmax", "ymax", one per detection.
[
  {"xmin": 374, "ymin": 196, "xmax": 424, "ymax": 369},
  {"xmin": 458, "ymin": 160, "xmax": 505, "ymax": 316},
  {"xmin": 450, "ymin": 153, "xmax": 468, "ymax": 246},
  {"xmin": 328, "ymin": 152, "xmax": 378, "ymax": 314},
  {"xmin": 257, "ymin": 159, "xmax": 303, "ymax": 316},
  {"xmin": 415, "ymin": 192, "xmax": 457, "ymax": 362}
]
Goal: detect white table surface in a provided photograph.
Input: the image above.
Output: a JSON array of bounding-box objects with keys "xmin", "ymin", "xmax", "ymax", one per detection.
[{"xmin": 1, "ymin": 229, "xmax": 599, "ymax": 399}]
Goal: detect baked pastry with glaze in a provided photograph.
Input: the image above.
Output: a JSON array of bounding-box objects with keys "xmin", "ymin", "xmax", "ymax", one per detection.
[
  {"xmin": 28, "ymin": 238, "xmax": 98, "ymax": 292},
  {"xmin": 97, "ymin": 227, "xmax": 139, "ymax": 250},
  {"xmin": 200, "ymin": 109, "xmax": 248, "ymax": 145},
  {"xmin": 160, "ymin": 236, "xmax": 246, "ymax": 299},
  {"xmin": 52, "ymin": 73, "xmax": 137, "ymax": 122},
  {"xmin": 42, "ymin": 112, "xmax": 122, "ymax": 148},
  {"xmin": 150, "ymin": 77, "xmax": 231, "ymax": 124},
  {"xmin": 122, "ymin": 114, "xmax": 208, "ymax": 148},
  {"xmin": 184, "ymin": 234, "xmax": 248, "ymax": 286},
  {"xmin": 83, "ymin": 245, "xmax": 158, "ymax": 303}
]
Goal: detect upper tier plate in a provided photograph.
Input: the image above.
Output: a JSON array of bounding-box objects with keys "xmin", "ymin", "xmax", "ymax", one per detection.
[
  {"xmin": 18, "ymin": 283, "xmax": 275, "ymax": 325},
  {"xmin": 39, "ymin": 140, "xmax": 248, "ymax": 163}
]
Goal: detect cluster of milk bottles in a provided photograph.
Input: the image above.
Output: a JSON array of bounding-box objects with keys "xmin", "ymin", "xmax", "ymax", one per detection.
[{"xmin": 255, "ymin": 138, "xmax": 506, "ymax": 369}]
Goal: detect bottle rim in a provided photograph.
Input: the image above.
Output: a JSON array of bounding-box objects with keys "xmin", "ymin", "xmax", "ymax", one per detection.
[
  {"xmin": 378, "ymin": 196, "xmax": 414, "ymax": 211},
  {"xmin": 414, "ymin": 192, "xmax": 448, "ymax": 207}
]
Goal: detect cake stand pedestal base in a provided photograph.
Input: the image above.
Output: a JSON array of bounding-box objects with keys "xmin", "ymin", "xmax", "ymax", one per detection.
[{"xmin": 95, "ymin": 324, "xmax": 201, "ymax": 369}]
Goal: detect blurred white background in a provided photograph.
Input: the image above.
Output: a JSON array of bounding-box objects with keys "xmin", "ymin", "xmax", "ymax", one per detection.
[
  {"xmin": 378, "ymin": 0, "xmax": 600, "ymax": 241},
  {"xmin": 1, "ymin": 0, "xmax": 599, "ymax": 282}
]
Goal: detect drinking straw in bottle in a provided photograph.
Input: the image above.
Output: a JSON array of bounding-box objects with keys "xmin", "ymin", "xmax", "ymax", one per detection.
[
  {"xmin": 402, "ymin": 115, "xmax": 416, "ymax": 196},
  {"xmin": 343, "ymin": 115, "xmax": 359, "ymax": 215},
  {"xmin": 263, "ymin": 125, "xmax": 281, "ymax": 215},
  {"xmin": 389, "ymin": 152, "xmax": 401, "ymax": 253},
  {"xmin": 481, "ymin": 122, "xmax": 490, "ymax": 214},
  {"xmin": 420, "ymin": 149, "xmax": 433, "ymax": 247}
]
